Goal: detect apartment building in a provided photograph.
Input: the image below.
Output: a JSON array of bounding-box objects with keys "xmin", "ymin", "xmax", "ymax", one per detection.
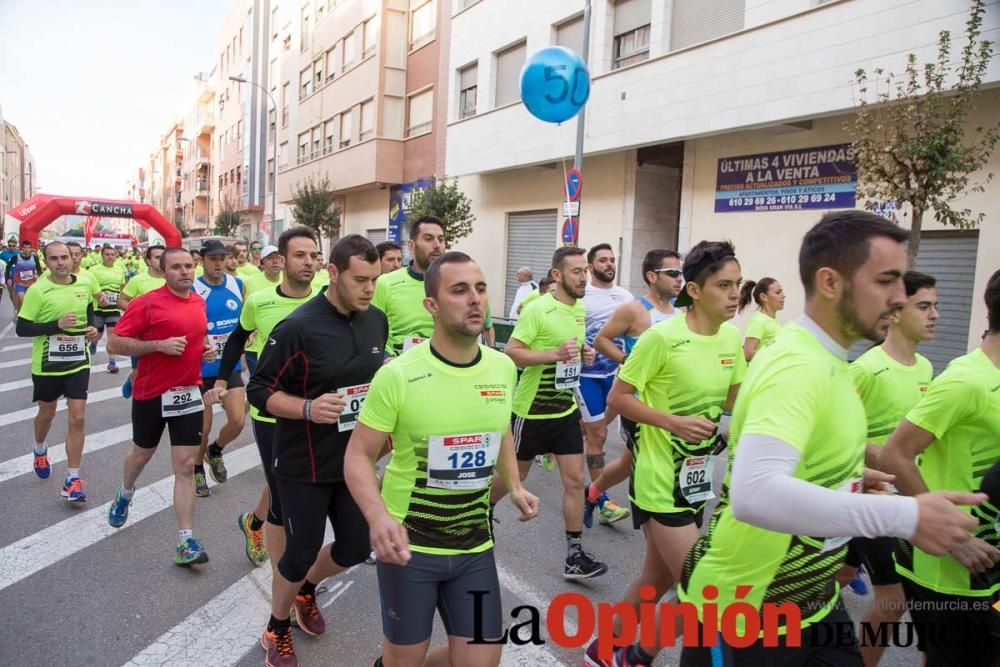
[
  {"xmin": 275, "ymin": 0, "xmax": 450, "ymax": 246},
  {"xmin": 445, "ymin": 0, "xmax": 1000, "ymax": 370},
  {"xmin": 1, "ymin": 113, "xmax": 39, "ymax": 239}
]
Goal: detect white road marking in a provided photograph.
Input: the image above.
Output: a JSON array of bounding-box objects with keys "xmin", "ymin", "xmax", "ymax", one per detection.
[
  {"xmin": 0, "ymin": 321, "xmax": 13, "ymax": 341},
  {"xmin": 0, "ymin": 444, "xmax": 261, "ymax": 593},
  {"xmin": 4, "ymin": 387, "xmax": 123, "ymax": 425},
  {"xmin": 320, "ymin": 580, "xmax": 353, "ymax": 608},
  {"xmin": 0, "ymin": 406, "xmax": 221, "ymax": 484},
  {"xmin": 0, "ymin": 347, "xmax": 110, "ymax": 369},
  {"xmin": 0, "ymin": 358, "xmax": 130, "ymax": 393}
]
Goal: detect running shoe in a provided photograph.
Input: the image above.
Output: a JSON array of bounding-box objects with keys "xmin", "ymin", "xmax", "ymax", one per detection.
[
  {"xmin": 107, "ymin": 360, "xmax": 119, "ymax": 374},
  {"xmin": 121, "ymin": 376, "xmax": 132, "ymax": 399},
  {"xmin": 291, "ymin": 592, "xmax": 326, "ymax": 636},
  {"xmin": 597, "ymin": 495, "xmax": 630, "ymax": 525},
  {"xmin": 564, "ymin": 551, "xmax": 609, "ymax": 580},
  {"xmin": 612, "ymin": 646, "xmax": 650, "ymax": 667},
  {"xmin": 847, "ymin": 571, "xmax": 869, "ymax": 596},
  {"xmin": 584, "ymin": 638, "xmax": 613, "ymax": 667},
  {"xmin": 261, "ymin": 626, "xmax": 298, "ymax": 667},
  {"xmin": 238, "ymin": 512, "xmax": 268, "ymax": 566},
  {"xmin": 107, "ymin": 486, "xmax": 132, "ymax": 528},
  {"xmin": 207, "ymin": 449, "xmax": 228, "ymax": 484},
  {"xmin": 534, "ymin": 454, "xmax": 556, "ymax": 471},
  {"xmin": 583, "ymin": 485, "xmax": 598, "ymax": 529},
  {"xmin": 365, "ymin": 551, "xmax": 376, "ymax": 565},
  {"xmin": 174, "ymin": 537, "xmax": 209, "ymax": 565},
  {"xmin": 194, "ymin": 470, "xmax": 211, "ymax": 497},
  {"xmin": 61, "ymin": 477, "xmax": 86, "ymax": 503},
  {"xmin": 33, "ymin": 451, "xmax": 51, "ymax": 479}
]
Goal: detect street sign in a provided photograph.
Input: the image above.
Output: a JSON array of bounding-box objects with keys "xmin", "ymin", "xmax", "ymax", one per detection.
[
  {"xmin": 561, "ymin": 217, "xmax": 578, "ymax": 245},
  {"xmin": 566, "ymin": 168, "xmax": 583, "ymax": 201},
  {"xmin": 562, "ymin": 201, "xmax": 580, "ymax": 217}
]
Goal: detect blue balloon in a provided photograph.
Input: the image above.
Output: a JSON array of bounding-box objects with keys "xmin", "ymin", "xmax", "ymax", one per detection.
[{"xmin": 519, "ymin": 46, "xmax": 591, "ymax": 124}]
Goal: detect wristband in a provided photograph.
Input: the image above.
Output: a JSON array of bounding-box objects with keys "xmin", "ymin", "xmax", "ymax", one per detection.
[{"xmin": 303, "ymin": 399, "xmax": 313, "ymax": 422}]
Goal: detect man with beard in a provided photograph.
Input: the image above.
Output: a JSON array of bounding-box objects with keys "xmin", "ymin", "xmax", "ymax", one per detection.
[
  {"xmin": 578, "ymin": 244, "xmax": 633, "ymax": 526},
  {"xmin": 668, "ymin": 211, "xmax": 983, "ymax": 667},
  {"xmin": 106, "ymin": 248, "xmax": 216, "ymax": 566},
  {"xmin": 248, "ymin": 235, "xmax": 386, "ymax": 667},
  {"xmin": 208, "ymin": 227, "xmax": 320, "ymax": 569},
  {"xmin": 372, "ymin": 216, "xmax": 445, "ymax": 356},
  {"xmin": 585, "ymin": 249, "xmax": 684, "ymax": 529},
  {"xmin": 879, "ymin": 268, "xmax": 1000, "ymax": 667},
  {"xmin": 491, "ymin": 246, "xmax": 609, "ymax": 579}
]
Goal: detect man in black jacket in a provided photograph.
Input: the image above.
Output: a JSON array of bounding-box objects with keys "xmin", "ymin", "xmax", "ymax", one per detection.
[{"xmin": 247, "ymin": 234, "xmax": 387, "ymax": 667}]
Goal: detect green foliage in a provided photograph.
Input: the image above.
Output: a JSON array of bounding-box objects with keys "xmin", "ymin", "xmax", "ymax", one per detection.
[
  {"xmin": 290, "ymin": 177, "xmax": 341, "ymax": 252},
  {"xmin": 407, "ymin": 177, "xmax": 476, "ymax": 245},
  {"xmin": 214, "ymin": 208, "xmax": 244, "ymax": 237},
  {"xmin": 847, "ymin": 0, "xmax": 999, "ymax": 263}
]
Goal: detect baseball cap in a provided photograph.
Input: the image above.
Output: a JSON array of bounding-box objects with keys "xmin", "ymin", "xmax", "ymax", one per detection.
[
  {"xmin": 200, "ymin": 239, "xmax": 228, "ymax": 257},
  {"xmin": 673, "ymin": 240, "xmax": 737, "ymax": 308},
  {"xmin": 260, "ymin": 244, "xmax": 279, "ymax": 259}
]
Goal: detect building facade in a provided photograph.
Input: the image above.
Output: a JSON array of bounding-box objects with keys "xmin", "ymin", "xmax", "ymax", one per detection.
[
  {"xmin": 444, "ymin": 0, "xmax": 1000, "ymax": 369},
  {"xmin": 1, "ymin": 112, "xmax": 39, "ymax": 240}
]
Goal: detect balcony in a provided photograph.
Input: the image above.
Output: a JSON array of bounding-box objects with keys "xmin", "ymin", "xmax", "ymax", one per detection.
[
  {"xmin": 197, "ymin": 113, "xmax": 215, "ymax": 136},
  {"xmin": 278, "ymin": 137, "xmax": 403, "ymax": 202},
  {"xmin": 190, "ymin": 215, "xmax": 209, "ymax": 231},
  {"xmin": 174, "ymin": 192, "xmax": 183, "ymax": 207},
  {"xmin": 195, "ymin": 179, "xmax": 209, "ymax": 197}
]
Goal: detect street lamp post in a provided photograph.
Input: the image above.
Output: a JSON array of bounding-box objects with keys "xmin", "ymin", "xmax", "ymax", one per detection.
[{"xmin": 230, "ymin": 75, "xmax": 278, "ymax": 245}]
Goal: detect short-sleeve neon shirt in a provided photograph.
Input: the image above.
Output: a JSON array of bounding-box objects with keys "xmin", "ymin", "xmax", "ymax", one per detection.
[
  {"xmin": 243, "ymin": 270, "xmax": 281, "ymax": 298},
  {"xmin": 509, "ymin": 292, "xmax": 586, "ymax": 420},
  {"xmin": 678, "ymin": 322, "xmax": 867, "ymax": 634},
  {"xmin": 240, "ymin": 285, "xmax": 315, "ymax": 423},
  {"xmin": 237, "ymin": 263, "xmax": 260, "ymax": 280},
  {"xmin": 371, "ymin": 265, "xmax": 433, "ymax": 356},
  {"xmin": 88, "ymin": 263, "xmax": 126, "ymax": 313},
  {"xmin": 894, "ymin": 348, "xmax": 1000, "ymax": 598},
  {"xmin": 358, "ymin": 342, "xmax": 518, "ymax": 556},
  {"xmin": 122, "ymin": 272, "xmax": 166, "ymax": 301},
  {"xmin": 745, "ymin": 311, "xmax": 781, "ymax": 350},
  {"xmin": 618, "ymin": 314, "xmax": 746, "ymax": 515},
  {"xmin": 19, "ymin": 273, "xmax": 94, "ymax": 376},
  {"xmin": 850, "ymin": 345, "xmax": 933, "ymax": 445},
  {"xmin": 73, "ymin": 270, "xmax": 101, "ymax": 300}
]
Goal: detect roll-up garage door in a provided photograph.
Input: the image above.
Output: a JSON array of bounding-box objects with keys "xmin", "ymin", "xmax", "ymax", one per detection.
[
  {"xmin": 366, "ymin": 228, "xmax": 387, "ymax": 245},
  {"xmin": 914, "ymin": 232, "xmax": 979, "ymax": 374},
  {"xmin": 505, "ymin": 210, "xmax": 557, "ymax": 315}
]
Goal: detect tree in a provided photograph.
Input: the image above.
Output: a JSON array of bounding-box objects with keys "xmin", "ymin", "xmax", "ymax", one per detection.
[
  {"xmin": 407, "ymin": 177, "xmax": 476, "ymax": 245},
  {"xmin": 290, "ymin": 177, "xmax": 341, "ymax": 252},
  {"xmin": 214, "ymin": 207, "xmax": 244, "ymax": 237},
  {"xmin": 847, "ymin": 0, "xmax": 999, "ymax": 264}
]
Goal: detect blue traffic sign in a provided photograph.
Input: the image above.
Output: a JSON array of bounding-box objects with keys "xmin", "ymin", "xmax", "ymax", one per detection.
[
  {"xmin": 561, "ymin": 217, "xmax": 578, "ymax": 245},
  {"xmin": 566, "ymin": 169, "xmax": 583, "ymax": 201}
]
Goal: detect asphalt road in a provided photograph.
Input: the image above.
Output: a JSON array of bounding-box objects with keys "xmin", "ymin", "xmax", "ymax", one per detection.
[{"xmin": 0, "ymin": 295, "xmax": 920, "ymax": 667}]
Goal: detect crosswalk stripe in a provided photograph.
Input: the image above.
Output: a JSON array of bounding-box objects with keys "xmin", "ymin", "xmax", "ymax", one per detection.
[
  {"xmin": 0, "ymin": 406, "xmax": 222, "ymax": 485},
  {"xmin": 0, "ymin": 347, "xmax": 112, "ymax": 370},
  {"xmin": 0, "ymin": 321, "xmax": 13, "ymax": 341},
  {"xmin": 0, "ymin": 444, "xmax": 261, "ymax": 593},
  {"xmin": 0, "ymin": 358, "xmax": 131, "ymax": 393},
  {"xmin": 5, "ymin": 387, "xmax": 123, "ymax": 425}
]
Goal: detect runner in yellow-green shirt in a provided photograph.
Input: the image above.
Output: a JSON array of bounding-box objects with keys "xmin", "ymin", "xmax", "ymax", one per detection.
[
  {"xmin": 673, "ymin": 212, "xmax": 981, "ymax": 667},
  {"xmin": 346, "ymin": 251, "xmax": 538, "ymax": 667},
  {"xmin": 879, "ymin": 268, "xmax": 1000, "ymax": 667},
  {"xmin": 491, "ymin": 246, "xmax": 608, "ymax": 581},
  {"xmin": 371, "ymin": 216, "xmax": 445, "ymax": 356},
  {"xmin": 88, "ymin": 245, "xmax": 126, "ymax": 373},
  {"xmin": 15, "ymin": 242, "xmax": 100, "ymax": 503},
  {"xmin": 586, "ymin": 241, "xmax": 746, "ymax": 666},
  {"xmin": 838, "ymin": 270, "xmax": 937, "ymax": 667},
  {"xmin": 242, "ymin": 244, "xmax": 282, "ymax": 297},
  {"xmin": 738, "ymin": 276, "xmax": 785, "ymax": 362}
]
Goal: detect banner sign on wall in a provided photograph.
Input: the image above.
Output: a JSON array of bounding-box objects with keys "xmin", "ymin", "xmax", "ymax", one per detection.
[
  {"xmin": 714, "ymin": 144, "xmax": 857, "ymax": 213},
  {"xmin": 387, "ymin": 178, "xmax": 435, "ymax": 243}
]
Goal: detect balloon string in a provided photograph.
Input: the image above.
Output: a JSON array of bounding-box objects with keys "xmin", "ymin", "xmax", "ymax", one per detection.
[{"xmin": 559, "ymin": 122, "xmax": 571, "ymax": 204}]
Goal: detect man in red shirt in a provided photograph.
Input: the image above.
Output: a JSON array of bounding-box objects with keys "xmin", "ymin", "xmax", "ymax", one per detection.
[{"xmin": 106, "ymin": 247, "xmax": 216, "ymax": 566}]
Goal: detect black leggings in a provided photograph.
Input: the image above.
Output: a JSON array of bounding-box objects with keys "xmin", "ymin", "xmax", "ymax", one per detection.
[
  {"xmin": 276, "ymin": 478, "xmax": 371, "ymax": 583},
  {"xmin": 252, "ymin": 419, "xmax": 282, "ymax": 525}
]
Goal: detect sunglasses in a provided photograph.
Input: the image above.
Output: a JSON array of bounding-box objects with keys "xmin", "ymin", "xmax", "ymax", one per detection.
[
  {"xmin": 653, "ymin": 268, "xmax": 683, "ymax": 278},
  {"xmin": 250, "ymin": 245, "xmax": 262, "ymax": 251}
]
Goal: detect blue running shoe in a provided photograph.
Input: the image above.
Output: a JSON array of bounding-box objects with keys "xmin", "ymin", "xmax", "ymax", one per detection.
[
  {"xmin": 33, "ymin": 451, "xmax": 51, "ymax": 479},
  {"xmin": 108, "ymin": 486, "xmax": 132, "ymax": 528},
  {"xmin": 583, "ymin": 485, "xmax": 598, "ymax": 529},
  {"xmin": 847, "ymin": 571, "xmax": 869, "ymax": 595},
  {"xmin": 174, "ymin": 537, "xmax": 209, "ymax": 565},
  {"xmin": 61, "ymin": 477, "xmax": 87, "ymax": 503},
  {"xmin": 121, "ymin": 376, "xmax": 132, "ymax": 399}
]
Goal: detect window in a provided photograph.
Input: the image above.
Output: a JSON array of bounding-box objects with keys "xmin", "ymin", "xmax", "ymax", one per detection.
[
  {"xmin": 325, "ymin": 44, "xmax": 340, "ymax": 80},
  {"xmin": 267, "ymin": 159, "xmax": 275, "ymax": 193},
  {"xmin": 324, "ymin": 119, "xmax": 336, "ymax": 153},
  {"xmin": 311, "ymin": 126, "xmax": 322, "ymax": 158},
  {"xmin": 458, "ymin": 63, "xmax": 477, "ymax": 118},
  {"xmin": 279, "ymin": 141, "xmax": 289, "ymax": 166},
  {"xmin": 613, "ymin": 0, "xmax": 650, "ymax": 69},
  {"xmin": 270, "ymin": 58, "xmax": 278, "ymax": 93},
  {"xmin": 237, "ymin": 119, "xmax": 242, "ymax": 141},
  {"xmin": 360, "ymin": 99, "xmax": 374, "ymax": 140},
  {"xmin": 410, "ymin": 0, "xmax": 435, "ymax": 48},
  {"xmin": 670, "ymin": 0, "xmax": 745, "ymax": 52},
  {"xmin": 300, "ymin": 6, "xmax": 310, "ymax": 51},
  {"xmin": 344, "ymin": 30, "xmax": 356, "ymax": 67},
  {"xmin": 407, "ymin": 88, "xmax": 433, "ymax": 136},
  {"xmin": 281, "ymin": 83, "xmax": 290, "ymax": 126},
  {"xmin": 363, "ymin": 15, "xmax": 379, "ymax": 56},
  {"xmin": 268, "ymin": 108, "xmax": 277, "ymax": 142},
  {"xmin": 298, "ymin": 132, "xmax": 310, "ymax": 163},
  {"xmin": 494, "ymin": 41, "xmax": 526, "ymax": 107},
  {"xmin": 340, "ymin": 110, "xmax": 352, "ymax": 148},
  {"xmin": 272, "ymin": 6, "xmax": 279, "ymax": 38},
  {"xmin": 556, "ymin": 15, "xmax": 585, "ymax": 55},
  {"xmin": 313, "ymin": 57, "xmax": 324, "ymax": 88},
  {"xmin": 299, "ymin": 67, "xmax": 312, "ymax": 99}
]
